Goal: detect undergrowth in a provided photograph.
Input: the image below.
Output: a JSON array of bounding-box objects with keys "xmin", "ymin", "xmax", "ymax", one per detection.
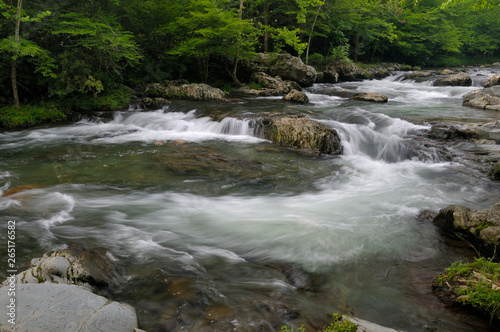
[
  {"xmin": 0, "ymin": 104, "xmax": 66, "ymax": 128},
  {"xmin": 280, "ymin": 313, "xmax": 357, "ymax": 332}
]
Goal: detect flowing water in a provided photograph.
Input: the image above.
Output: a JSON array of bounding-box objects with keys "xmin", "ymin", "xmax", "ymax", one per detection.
[{"xmin": 2, "ymin": 69, "xmax": 500, "ymax": 331}]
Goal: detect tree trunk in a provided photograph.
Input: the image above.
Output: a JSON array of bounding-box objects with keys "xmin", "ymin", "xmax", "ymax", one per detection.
[
  {"xmin": 305, "ymin": 5, "xmax": 322, "ymax": 66},
  {"xmin": 231, "ymin": 58, "xmax": 242, "ymax": 86},
  {"xmin": 12, "ymin": 0, "xmax": 22, "ymax": 109},
  {"xmin": 239, "ymin": 0, "xmax": 244, "ymax": 19},
  {"xmin": 353, "ymin": 32, "xmax": 360, "ymax": 63},
  {"xmin": 263, "ymin": 2, "xmax": 269, "ymax": 53}
]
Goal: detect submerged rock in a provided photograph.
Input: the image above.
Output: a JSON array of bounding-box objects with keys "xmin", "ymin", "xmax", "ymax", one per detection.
[
  {"xmin": 433, "ymin": 202, "xmax": 500, "ymax": 256},
  {"xmin": 433, "ymin": 73, "xmax": 472, "ymax": 87},
  {"xmin": 283, "ymin": 89, "xmax": 309, "ymax": 103},
  {"xmin": 253, "ymin": 114, "xmax": 342, "ymax": 155},
  {"xmin": 350, "ymin": 93, "xmax": 388, "ymax": 103}
]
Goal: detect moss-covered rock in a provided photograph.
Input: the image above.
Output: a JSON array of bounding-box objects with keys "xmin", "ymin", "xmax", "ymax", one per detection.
[
  {"xmin": 254, "ymin": 114, "xmax": 341, "ymax": 155},
  {"xmin": 433, "ymin": 203, "xmax": 500, "ymax": 256},
  {"xmin": 432, "ymin": 258, "xmax": 500, "ymax": 321}
]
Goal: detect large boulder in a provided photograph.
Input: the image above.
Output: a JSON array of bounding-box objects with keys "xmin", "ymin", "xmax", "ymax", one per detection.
[
  {"xmin": 0, "ymin": 284, "xmax": 139, "ymax": 332},
  {"xmin": 484, "ymin": 74, "xmax": 500, "ymax": 88},
  {"xmin": 463, "ymin": 86, "xmax": 500, "ymax": 111},
  {"xmin": 404, "ymin": 71, "xmax": 435, "ymax": 80},
  {"xmin": 254, "ymin": 114, "xmax": 341, "ymax": 155},
  {"xmin": 250, "ymin": 72, "xmax": 297, "ymax": 95},
  {"xmin": 283, "ymin": 89, "xmax": 309, "ymax": 103},
  {"xmin": 433, "ymin": 73, "xmax": 472, "ymax": 87},
  {"xmin": 350, "ymin": 93, "xmax": 388, "ymax": 103},
  {"xmin": 252, "ymin": 53, "xmax": 317, "ymax": 87},
  {"xmin": 146, "ymin": 82, "xmax": 226, "ymax": 101},
  {"xmin": 433, "ymin": 202, "xmax": 500, "ymax": 256}
]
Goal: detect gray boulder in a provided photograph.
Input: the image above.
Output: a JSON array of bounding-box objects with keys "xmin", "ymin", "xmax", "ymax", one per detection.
[
  {"xmin": 433, "ymin": 202, "xmax": 500, "ymax": 256},
  {"xmin": 350, "ymin": 93, "xmax": 388, "ymax": 103},
  {"xmin": 463, "ymin": 86, "xmax": 500, "ymax": 111},
  {"xmin": 256, "ymin": 53, "xmax": 317, "ymax": 87},
  {"xmin": 255, "ymin": 114, "xmax": 341, "ymax": 155},
  {"xmin": 433, "ymin": 73, "xmax": 472, "ymax": 87},
  {"xmin": 0, "ymin": 284, "xmax": 138, "ymax": 332},
  {"xmin": 250, "ymin": 72, "xmax": 293, "ymax": 95},
  {"xmin": 146, "ymin": 82, "xmax": 226, "ymax": 101},
  {"xmin": 484, "ymin": 74, "xmax": 500, "ymax": 88},
  {"xmin": 283, "ymin": 89, "xmax": 309, "ymax": 103},
  {"xmin": 404, "ymin": 71, "xmax": 434, "ymax": 80}
]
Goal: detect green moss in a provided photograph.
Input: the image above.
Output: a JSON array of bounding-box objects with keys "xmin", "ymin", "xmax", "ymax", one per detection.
[
  {"xmin": 280, "ymin": 314, "xmax": 357, "ymax": 332},
  {"xmin": 438, "ymin": 257, "xmax": 500, "ymax": 321},
  {"xmin": 475, "ymin": 220, "xmax": 495, "ymax": 236},
  {"xmin": 0, "ymin": 104, "xmax": 66, "ymax": 128}
]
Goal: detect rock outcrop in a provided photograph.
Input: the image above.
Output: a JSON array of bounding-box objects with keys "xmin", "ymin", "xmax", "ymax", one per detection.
[
  {"xmin": 484, "ymin": 74, "xmax": 500, "ymax": 88},
  {"xmin": 253, "ymin": 114, "xmax": 342, "ymax": 155},
  {"xmin": 0, "ymin": 246, "xmax": 140, "ymax": 332},
  {"xmin": 283, "ymin": 89, "xmax": 309, "ymax": 103},
  {"xmin": 433, "ymin": 202, "xmax": 500, "ymax": 255},
  {"xmin": 433, "ymin": 73, "xmax": 472, "ymax": 87},
  {"xmin": 241, "ymin": 53, "xmax": 316, "ymax": 87},
  {"xmin": 350, "ymin": 93, "xmax": 388, "ymax": 103},
  {"xmin": 259, "ymin": 53, "xmax": 317, "ymax": 87},
  {"xmin": 250, "ymin": 72, "xmax": 301, "ymax": 95},
  {"xmin": 146, "ymin": 81, "xmax": 226, "ymax": 101},
  {"xmin": 463, "ymin": 86, "xmax": 500, "ymax": 111},
  {"xmin": 0, "ymin": 284, "xmax": 140, "ymax": 332}
]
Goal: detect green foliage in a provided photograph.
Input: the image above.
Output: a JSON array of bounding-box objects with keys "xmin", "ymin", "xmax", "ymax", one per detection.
[
  {"xmin": 249, "ymin": 81, "xmax": 263, "ymax": 90},
  {"xmin": 280, "ymin": 325, "xmax": 306, "ymax": 332},
  {"xmin": 329, "ymin": 45, "xmax": 350, "ymax": 61},
  {"xmin": 279, "ymin": 314, "xmax": 357, "ymax": 332},
  {"xmin": 0, "ymin": 104, "xmax": 66, "ymax": 128},
  {"xmin": 438, "ymin": 257, "xmax": 500, "ymax": 321}
]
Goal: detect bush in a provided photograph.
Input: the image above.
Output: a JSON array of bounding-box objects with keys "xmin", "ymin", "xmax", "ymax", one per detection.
[{"xmin": 0, "ymin": 104, "xmax": 66, "ymax": 128}]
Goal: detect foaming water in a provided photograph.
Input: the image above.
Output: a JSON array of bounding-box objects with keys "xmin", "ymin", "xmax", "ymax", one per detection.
[{"xmin": 0, "ymin": 109, "xmax": 263, "ymax": 150}]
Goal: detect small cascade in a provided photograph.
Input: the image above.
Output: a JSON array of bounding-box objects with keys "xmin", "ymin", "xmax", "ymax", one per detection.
[{"xmin": 319, "ymin": 109, "xmax": 446, "ymax": 163}]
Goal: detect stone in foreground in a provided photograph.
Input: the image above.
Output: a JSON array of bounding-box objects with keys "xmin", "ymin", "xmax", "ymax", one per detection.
[{"xmin": 0, "ymin": 284, "xmax": 138, "ymax": 332}]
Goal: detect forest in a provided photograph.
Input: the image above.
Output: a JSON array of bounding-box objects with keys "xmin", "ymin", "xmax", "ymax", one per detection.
[{"xmin": 0, "ymin": 0, "xmax": 499, "ymax": 122}]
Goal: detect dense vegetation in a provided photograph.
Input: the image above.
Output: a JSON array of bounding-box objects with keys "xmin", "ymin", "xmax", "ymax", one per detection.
[{"xmin": 0, "ymin": 0, "xmax": 499, "ymax": 125}]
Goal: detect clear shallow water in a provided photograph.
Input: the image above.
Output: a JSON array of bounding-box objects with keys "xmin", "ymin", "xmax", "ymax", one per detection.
[{"xmin": 2, "ymin": 70, "xmax": 500, "ymax": 331}]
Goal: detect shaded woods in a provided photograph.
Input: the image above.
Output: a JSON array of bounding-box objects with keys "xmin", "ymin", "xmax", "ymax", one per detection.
[{"xmin": 0, "ymin": 0, "xmax": 499, "ymax": 116}]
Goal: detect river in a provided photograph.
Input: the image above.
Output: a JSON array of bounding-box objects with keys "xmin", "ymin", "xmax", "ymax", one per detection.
[{"xmin": 1, "ymin": 69, "xmax": 500, "ymax": 331}]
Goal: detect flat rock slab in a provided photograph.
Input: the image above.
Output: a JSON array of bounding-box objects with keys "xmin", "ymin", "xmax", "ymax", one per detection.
[
  {"xmin": 0, "ymin": 284, "xmax": 138, "ymax": 332},
  {"xmin": 350, "ymin": 93, "xmax": 388, "ymax": 103}
]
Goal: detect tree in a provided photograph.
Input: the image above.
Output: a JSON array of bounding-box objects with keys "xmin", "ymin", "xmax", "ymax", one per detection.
[{"xmin": 0, "ymin": 0, "xmax": 53, "ymax": 108}]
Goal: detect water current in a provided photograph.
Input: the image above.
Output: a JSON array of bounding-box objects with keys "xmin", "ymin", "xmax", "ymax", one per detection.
[{"xmin": 2, "ymin": 69, "xmax": 500, "ymax": 331}]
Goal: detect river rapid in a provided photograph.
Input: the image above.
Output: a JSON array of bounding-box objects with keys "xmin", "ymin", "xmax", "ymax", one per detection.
[{"xmin": 2, "ymin": 69, "xmax": 500, "ymax": 331}]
